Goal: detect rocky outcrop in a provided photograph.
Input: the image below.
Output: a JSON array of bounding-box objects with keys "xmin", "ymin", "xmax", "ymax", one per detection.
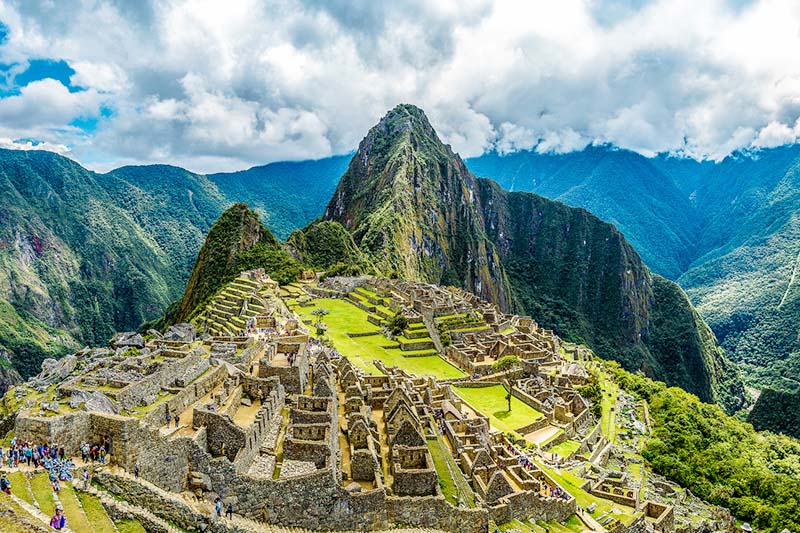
[
  {"xmin": 28, "ymin": 355, "xmax": 78, "ymax": 389},
  {"xmin": 110, "ymin": 332, "xmax": 145, "ymax": 349},
  {"xmin": 68, "ymin": 389, "xmax": 119, "ymax": 414}
]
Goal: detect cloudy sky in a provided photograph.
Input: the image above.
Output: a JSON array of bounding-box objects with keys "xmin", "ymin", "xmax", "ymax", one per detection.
[{"xmin": 0, "ymin": 0, "xmax": 798, "ymax": 173}]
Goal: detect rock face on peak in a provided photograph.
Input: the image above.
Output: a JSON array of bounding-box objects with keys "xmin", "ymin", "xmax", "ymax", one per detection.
[
  {"xmin": 324, "ymin": 104, "xmax": 513, "ymax": 309},
  {"xmin": 323, "ymin": 104, "xmax": 744, "ymax": 410}
]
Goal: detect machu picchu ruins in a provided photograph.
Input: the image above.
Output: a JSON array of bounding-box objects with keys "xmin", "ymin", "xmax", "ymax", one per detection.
[{"xmin": 0, "ymin": 270, "xmax": 735, "ymax": 533}]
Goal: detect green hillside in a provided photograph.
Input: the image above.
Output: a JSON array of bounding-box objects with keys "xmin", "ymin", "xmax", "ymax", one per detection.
[{"xmin": 0, "ymin": 150, "xmax": 348, "ymax": 377}]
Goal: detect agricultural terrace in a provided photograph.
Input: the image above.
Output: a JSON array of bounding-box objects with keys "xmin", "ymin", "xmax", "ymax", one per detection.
[{"xmin": 292, "ymin": 297, "xmax": 464, "ymax": 379}]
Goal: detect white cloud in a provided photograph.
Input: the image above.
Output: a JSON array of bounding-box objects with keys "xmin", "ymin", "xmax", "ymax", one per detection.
[
  {"xmin": 753, "ymin": 119, "xmax": 800, "ymax": 148},
  {"xmin": 0, "ymin": 0, "xmax": 798, "ymax": 171},
  {"xmin": 0, "ymin": 137, "xmax": 69, "ymax": 154}
]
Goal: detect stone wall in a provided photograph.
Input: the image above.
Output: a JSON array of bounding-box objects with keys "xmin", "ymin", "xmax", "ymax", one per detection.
[
  {"xmin": 116, "ymin": 352, "xmax": 209, "ymax": 411},
  {"xmin": 140, "ymin": 363, "xmax": 226, "ymax": 427},
  {"xmin": 194, "ymin": 408, "xmax": 246, "ymax": 461},
  {"xmin": 489, "ymin": 491, "xmax": 576, "ymax": 524},
  {"xmin": 233, "ymin": 387, "xmax": 285, "ymax": 472},
  {"xmin": 15, "ymin": 411, "xmax": 90, "ymax": 455},
  {"xmin": 385, "ymin": 495, "xmax": 487, "ymax": 533}
]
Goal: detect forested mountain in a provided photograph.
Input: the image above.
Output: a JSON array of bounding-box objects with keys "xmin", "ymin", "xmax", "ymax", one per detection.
[
  {"xmin": 0, "ymin": 151, "xmax": 344, "ymax": 377},
  {"xmin": 466, "ymin": 147, "xmax": 701, "ymax": 279}
]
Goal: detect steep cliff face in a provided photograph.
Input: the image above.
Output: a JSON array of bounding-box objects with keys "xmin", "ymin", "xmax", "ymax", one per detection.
[
  {"xmin": 323, "ymin": 104, "xmax": 743, "ymax": 409},
  {"xmin": 324, "ymin": 104, "xmax": 513, "ymax": 309},
  {"xmin": 175, "ymin": 203, "xmax": 300, "ymax": 322}
]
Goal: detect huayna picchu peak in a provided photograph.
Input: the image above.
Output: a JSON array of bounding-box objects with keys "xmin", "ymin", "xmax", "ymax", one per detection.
[{"xmin": 323, "ymin": 104, "xmax": 744, "ymax": 412}]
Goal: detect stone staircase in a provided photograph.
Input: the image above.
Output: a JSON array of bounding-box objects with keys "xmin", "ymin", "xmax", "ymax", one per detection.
[{"xmin": 78, "ymin": 481, "xmax": 183, "ymax": 533}]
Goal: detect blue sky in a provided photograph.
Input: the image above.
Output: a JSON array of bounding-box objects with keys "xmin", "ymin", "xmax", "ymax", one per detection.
[{"xmin": 0, "ymin": 0, "xmax": 797, "ymax": 173}]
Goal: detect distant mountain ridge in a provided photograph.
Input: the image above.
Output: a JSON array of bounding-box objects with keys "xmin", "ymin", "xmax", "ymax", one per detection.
[{"xmin": 467, "ymin": 144, "xmax": 800, "ymax": 394}]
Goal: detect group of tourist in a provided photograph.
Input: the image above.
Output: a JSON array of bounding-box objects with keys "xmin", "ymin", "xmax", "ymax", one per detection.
[
  {"xmin": 506, "ymin": 443, "xmax": 572, "ymax": 501},
  {"xmin": 214, "ymin": 496, "xmax": 234, "ymax": 520},
  {"xmin": 79, "ymin": 442, "xmax": 108, "ymax": 464},
  {"xmin": 3, "ymin": 438, "xmax": 66, "ymax": 470}
]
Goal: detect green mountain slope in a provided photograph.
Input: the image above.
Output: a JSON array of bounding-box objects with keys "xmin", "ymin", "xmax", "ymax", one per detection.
[
  {"xmin": 175, "ymin": 203, "xmax": 302, "ymax": 322},
  {"xmin": 675, "ymin": 146, "xmax": 800, "ymax": 391},
  {"xmin": 324, "ymin": 104, "xmax": 513, "ymax": 309},
  {"xmin": 466, "ymin": 147, "xmax": 701, "ymax": 279},
  {"xmin": 323, "ymin": 104, "xmax": 744, "ymax": 410},
  {"xmin": 0, "ymin": 149, "xmax": 180, "ymax": 376},
  {"xmin": 469, "ymin": 144, "xmax": 800, "ymax": 399}
]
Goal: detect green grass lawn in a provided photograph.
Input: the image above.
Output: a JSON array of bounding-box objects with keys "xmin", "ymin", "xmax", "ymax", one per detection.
[
  {"xmin": 427, "ymin": 439, "xmax": 459, "ymax": 504},
  {"xmin": 7, "ymin": 470, "xmax": 33, "ymax": 504},
  {"xmin": 58, "ymin": 484, "xmax": 93, "ymax": 533},
  {"xmin": 77, "ymin": 491, "xmax": 117, "ymax": 533},
  {"xmin": 549, "ymin": 439, "xmax": 581, "ymax": 458},
  {"xmin": 537, "ymin": 464, "xmax": 637, "ymax": 525},
  {"xmin": 453, "ymin": 385, "xmax": 543, "ymax": 435},
  {"xmin": 295, "ymin": 298, "xmax": 464, "ymax": 379},
  {"xmin": 29, "ymin": 472, "xmax": 55, "ymax": 517}
]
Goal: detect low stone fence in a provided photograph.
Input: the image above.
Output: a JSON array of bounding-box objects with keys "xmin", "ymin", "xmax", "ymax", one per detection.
[{"xmin": 515, "ymin": 416, "xmax": 551, "ymax": 437}]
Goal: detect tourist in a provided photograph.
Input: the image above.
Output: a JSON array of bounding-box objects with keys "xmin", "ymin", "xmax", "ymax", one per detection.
[
  {"xmin": 52, "ymin": 478, "xmax": 61, "ymax": 493},
  {"xmin": 0, "ymin": 473, "xmax": 10, "ymax": 494},
  {"xmin": 226, "ymin": 502, "xmax": 233, "ymax": 520},
  {"xmin": 165, "ymin": 412, "xmax": 172, "ymax": 426},
  {"xmin": 82, "ymin": 469, "xmax": 90, "ymax": 490},
  {"xmin": 98, "ymin": 445, "xmax": 106, "ymax": 464},
  {"xmin": 175, "ymin": 414, "xmax": 180, "ymax": 427},
  {"xmin": 50, "ymin": 507, "xmax": 66, "ymax": 530},
  {"xmin": 215, "ymin": 497, "xmax": 222, "ymax": 517},
  {"xmin": 134, "ymin": 461, "xmax": 140, "ymax": 478}
]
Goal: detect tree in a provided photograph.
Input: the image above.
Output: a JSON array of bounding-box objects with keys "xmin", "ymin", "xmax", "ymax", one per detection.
[
  {"xmin": 491, "ymin": 355, "xmax": 520, "ymax": 373},
  {"xmin": 310, "ymin": 308, "xmax": 330, "ymax": 335},
  {"xmin": 386, "ymin": 312, "xmax": 409, "ymax": 336}
]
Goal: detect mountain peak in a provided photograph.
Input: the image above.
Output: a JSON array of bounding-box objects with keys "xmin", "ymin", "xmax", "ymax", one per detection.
[{"xmin": 323, "ymin": 104, "xmax": 513, "ymax": 308}]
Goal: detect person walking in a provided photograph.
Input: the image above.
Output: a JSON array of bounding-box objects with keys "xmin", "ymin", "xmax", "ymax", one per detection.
[
  {"xmin": 226, "ymin": 502, "xmax": 233, "ymax": 520},
  {"xmin": 134, "ymin": 461, "xmax": 140, "ymax": 478},
  {"xmin": 82, "ymin": 469, "xmax": 90, "ymax": 490},
  {"xmin": 50, "ymin": 507, "xmax": 66, "ymax": 530},
  {"xmin": 174, "ymin": 414, "xmax": 180, "ymax": 428},
  {"xmin": 214, "ymin": 497, "xmax": 222, "ymax": 518}
]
